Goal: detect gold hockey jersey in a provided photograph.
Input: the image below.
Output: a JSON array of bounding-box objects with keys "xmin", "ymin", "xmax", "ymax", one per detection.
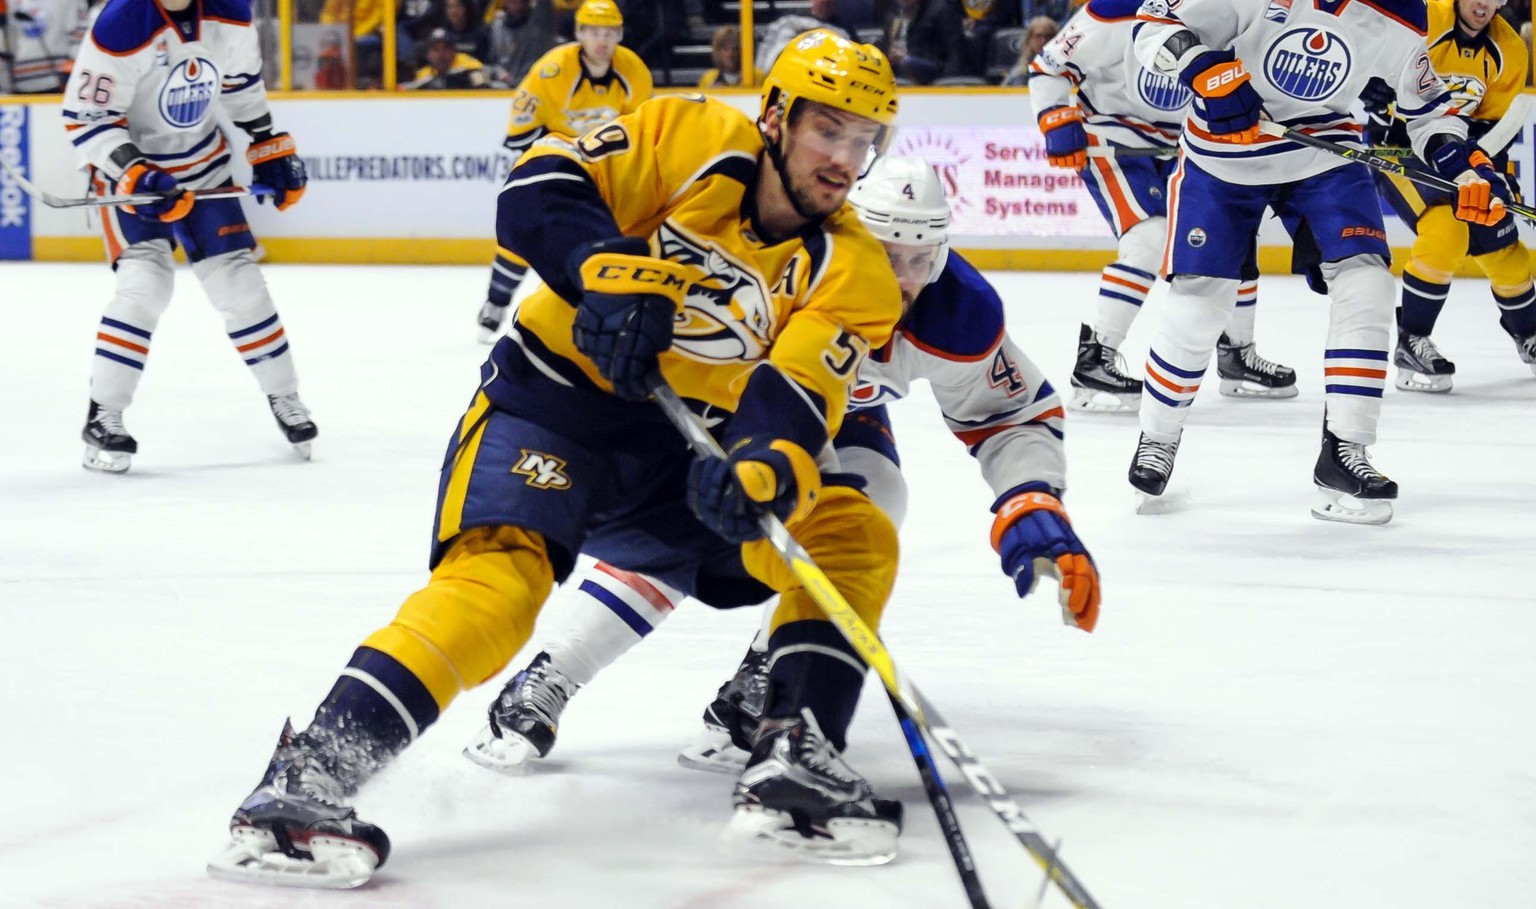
[
  {"xmin": 503, "ymin": 41, "xmax": 653, "ymax": 153},
  {"xmin": 1426, "ymin": 0, "xmax": 1527, "ymax": 134},
  {"xmin": 509, "ymin": 95, "xmax": 902, "ymax": 434}
]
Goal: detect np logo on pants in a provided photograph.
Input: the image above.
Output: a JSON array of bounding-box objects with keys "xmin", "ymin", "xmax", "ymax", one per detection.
[{"xmin": 513, "ymin": 450, "xmax": 572, "ymax": 489}]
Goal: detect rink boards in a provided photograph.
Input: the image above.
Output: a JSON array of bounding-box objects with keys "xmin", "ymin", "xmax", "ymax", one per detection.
[{"xmin": 3, "ymin": 88, "xmax": 1536, "ymax": 269}]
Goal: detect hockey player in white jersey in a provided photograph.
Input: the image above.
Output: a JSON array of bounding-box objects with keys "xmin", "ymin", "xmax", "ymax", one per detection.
[
  {"xmin": 0, "ymin": 0, "xmax": 92, "ymax": 93},
  {"xmin": 63, "ymin": 0, "xmax": 314, "ymax": 472},
  {"xmin": 1029, "ymin": 0, "xmax": 1296, "ymax": 412},
  {"xmin": 1126, "ymin": 0, "xmax": 1503, "ymax": 524},
  {"xmin": 463, "ymin": 156, "xmax": 1100, "ymax": 777}
]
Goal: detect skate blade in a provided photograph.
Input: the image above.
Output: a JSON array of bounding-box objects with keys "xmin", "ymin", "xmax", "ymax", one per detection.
[
  {"xmin": 1310, "ymin": 486, "xmax": 1393, "ymax": 525},
  {"xmin": 1218, "ymin": 378, "xmax": 1299, "ymax": 399},
  {"xmin": 677, "ymin": 727, "xmax": 749, "ymax": 775},
  {"xmin": 1068, "ymin": 388, "xmax": 1140, "ymax": 413},
  {"xmin": 1393, "ymin": 371, "xmax": 1453, "ymax": 393},
  {"xmin": 724, "ymin": 806, "xmax": 898, "ymax": 867},
  {"xmin": 462, "ymin": 724, "xmax": 540, "ymax": 774},
  {"xmin": 291, "ymin": 441, "xmax": 314, "ymax": 461},
  {"xmin": 82, "ymin": 445, "xmax": 132, "ymax": 473},
  {"xmin": 206, "ymin": 826, "xmax": 379, "ymax": 890}
]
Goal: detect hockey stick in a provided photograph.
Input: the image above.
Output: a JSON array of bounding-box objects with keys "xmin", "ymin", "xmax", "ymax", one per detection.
[
  {"xmin": 1257, "ymin": 120, "xmax": 1536, "ymax": 222},
  {"xmin": 1085, "ymin": 146, "xmax": 1176, "ymax": 159},
  {"xmin": 648, "ymin": 376, "xmax": 1105, "ymax": 909},
  {"xmin": 0, "ymin": 154, "xmax": 272, "ymax": 210}
]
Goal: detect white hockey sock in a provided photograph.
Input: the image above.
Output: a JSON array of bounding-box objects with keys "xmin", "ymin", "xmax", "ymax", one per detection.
[
  {"xmin": 90, "ymin": 243, "xmax": 176, "ymax": 411},
  {"xmin": 1095, "ymin": 217, "xmax": 1165, "ymax": 349},
  {"xmin": 1223, "ymin": 280, "xmax": 1259, "ymax": 346},
  {"xmin": 1321, "ymin": 256, "xmax": 1394, "ymax": 445},
  {"xmin": 544, "ymin": 562, "xmax": 684, "ymax": 686},
  {"xmin": 1095, "ymin": 262, "xmax": 1156, "ymax": 350},
  {"xmin": 193, "ymin": 251, "xmax": 299, "ymax": 398},
  {"xmin": 1140, "ymin": 275, "xmax": 1238, "ymax": 441}
]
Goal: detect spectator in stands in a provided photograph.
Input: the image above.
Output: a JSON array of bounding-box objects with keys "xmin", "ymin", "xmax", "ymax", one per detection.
[
  {"xmin": 1019, "ymin": 0, "xmax": 1071, "ymax": 24},
  {"xmin": 755, "ymin": 0, "xmax": 851, "ymax": 73},
  {"xmin": 486, "ymin": 0, "xmax": 557, "ymax": 87},
  {"xmin": 441, "ymin": 0, "xmax": 490, "ymax": 63},
  {"xmin": 698, "ymin": 23, "xmax": 757, "ymax": 87},
  {"xmin": 321, "ymin": 0, "xmax": 385, "ymax": 86},
  {"xmin": 1001, "ymin": 15, "xmax": 1056, "ymax": 86},
  {"xmin": 881, "ymin": 0, "xmax": 964, "ymax": 85},
  {"xmin": 398, "ymin": 0, "xmax": 446, "ymax": 68},
  {"xmin": 403, "ymin": 26, "xmax": 490, "ymax": 88},
  {"xmin": 618, "ymin": 0, "xmax": 684, "ymax": 78},
  {"xmin": 955, "ymin": 0, "xmax": 1019, "ymax": 78}
]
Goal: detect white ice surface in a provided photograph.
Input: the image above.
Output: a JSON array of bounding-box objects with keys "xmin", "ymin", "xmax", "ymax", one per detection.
[{"xmin": 1, "ymin": 263, "xmax": 1533, "ymax": 909}]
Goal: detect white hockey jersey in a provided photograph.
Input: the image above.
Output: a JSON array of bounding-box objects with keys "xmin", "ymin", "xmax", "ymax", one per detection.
[
  {"xmin": 1, "ymin": 0, "xmax": 91, "ymax": 93},
  {"xmin": 851, "ymin": 251, "xmax": 1068, "ymax": 498},
  {"xmin": 62, "ymin": 0, "xmax": 270, "ymax": 186},
  {"xmin": 1029, "ymin": 0, "xmax": 1189, "ymax": 149},
  {"xmin": 1133, "ymin": 0, "xmax": 1465, "ymax": 184}
]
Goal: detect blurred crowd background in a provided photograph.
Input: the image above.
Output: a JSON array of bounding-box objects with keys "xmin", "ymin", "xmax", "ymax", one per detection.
[{"xmin": 2, "ymin": 0, "xmax": 1533, "ymax": 95}]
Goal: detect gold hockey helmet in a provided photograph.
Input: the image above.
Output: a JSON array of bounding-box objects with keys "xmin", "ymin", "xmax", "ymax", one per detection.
[
  {"xmin": 575, "ymin": 0, "xmax": 623, "ymax": 28},
  {"xmin": 760, "ymin": 29, "xmax": 898, "ymax": 154}
]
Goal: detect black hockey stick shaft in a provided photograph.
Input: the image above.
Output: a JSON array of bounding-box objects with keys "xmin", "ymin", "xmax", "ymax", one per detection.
[
  {"xmin": 1257, "ymin": 120, "xmax": 1536, "ymax": 222},
  {"xmin": 648, "ymin": 376, "xmax": 1104, "ymax": 909},
  {"xmin": 891, "ymin": 695, "xmax": 992, "ymax": 909},
  {"xmin": 0, "ymin": 153, "xmax": 271, "ymax": 209}
]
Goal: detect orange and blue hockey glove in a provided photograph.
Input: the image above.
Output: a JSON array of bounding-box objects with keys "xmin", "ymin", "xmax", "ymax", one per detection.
[{"xmin": 992, "ymin": 486, "xmax": 1100, "ymax": 632}]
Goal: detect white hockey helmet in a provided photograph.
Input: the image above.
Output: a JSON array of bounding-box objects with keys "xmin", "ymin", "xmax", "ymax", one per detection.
[{"xmin": 847, "ymin": 155, "xmax": 952, "ymax": 285}]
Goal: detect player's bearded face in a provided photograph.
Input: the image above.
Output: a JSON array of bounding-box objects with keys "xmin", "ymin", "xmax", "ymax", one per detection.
[
  {"xmin": 882, "ymin": 242, "xmax": 940, "ymax": 313},
  {"xmin": 1457, "ymin": 0, "xmax": 1497, "ymax": 29},
  {"xmin": 782, "ymin": 105, "xmax": 883, "ymax": 218}
]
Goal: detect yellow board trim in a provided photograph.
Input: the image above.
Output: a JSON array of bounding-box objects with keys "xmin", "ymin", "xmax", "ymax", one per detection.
[{"xmin": 31, "ymin": 234, "xmax": 1532, "ymax": 277}]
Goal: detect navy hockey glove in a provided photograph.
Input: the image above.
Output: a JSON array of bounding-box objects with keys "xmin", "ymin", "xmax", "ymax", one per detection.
[
  {"xmin": 1360, "ymin": 77, "xmax": 1396, "ymax": 145},
  {"xmin": 570, "ymin": 237, "xmax": 687, "ymax": 400},
  {"xmin": 1037, "ymin": 105, "xmax": 1088, "ymax": 171},
  {"xmin": 688, "ymin": 436, "xmax": 821, "ymax": 543},
  {"xmin": 117, "ymin": 162, "xmax": 193, "ymax": 223},
  {"xmin": 246, "ymin": 132, "xmax": 307, "ymax": 210},
  {"xmin": 991, "ymin": 487, "xmax": 1099, "ymax": 632},
  {"xmin": 1427, "ymin": 140, "xmax": 1507, "ymax": 227},
  {"xmin": 1179, "ymin": 49, "xmax": 1262, "ymax": 143}
]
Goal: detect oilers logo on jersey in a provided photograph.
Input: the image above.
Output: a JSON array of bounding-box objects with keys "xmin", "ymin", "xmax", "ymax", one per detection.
[
  {"xmin": 1263, "ymin": 28, "xmax": 1351, "ymax": 101},
  {"xmin": 1137, "ymin": 68, "xmax": 1191, "ymax": 111},
  {"xmin": 158, "ymin": 57, "xmax": 219, "ymax": 129},
  {"xmin": 656, "ymin": 223, "xmax": 777, "ymax": 364}
]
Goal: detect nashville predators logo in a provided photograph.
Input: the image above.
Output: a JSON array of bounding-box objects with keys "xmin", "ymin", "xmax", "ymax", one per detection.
[
  {"xmin": 655, "ymin": 222, "xmax": 775, "ymax": 363},
  {"xmin": 567, "ymin": 106, "xmax": 621, "ymax": 132},
  {"xmin": 512, "ymin": 450, "xmax": 572, "ymax": 489},
  {"xmin": 1441, "ymin": 75, "xmax": 1487, "ymax": 115}
]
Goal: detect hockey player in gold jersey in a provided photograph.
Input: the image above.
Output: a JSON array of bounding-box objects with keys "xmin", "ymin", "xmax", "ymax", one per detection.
[
  {"xmin": 477, "ymin": 0, "xmax": 653, "ymax": 342},
  {"xmin": 1369, "ymin": 0, "xmax": 1536, "ymax": 392},
  {"xmin": 209, "ymin": 30, "xmax": 908, "ymax": 887}
]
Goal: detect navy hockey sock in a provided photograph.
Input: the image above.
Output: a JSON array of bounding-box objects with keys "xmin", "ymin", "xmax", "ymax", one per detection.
[
  {"xmin": 1494, "ymin": 286, "xmax": 1536, "ymax": 339},
  {"xmin": 763, "ymin": 621, "xmax": 867, "ymax": 752},
  {"xmin": 1400, "ymin": 272, "xmax": 1450, "ymax": 336},
  {"xmin": 303, "ymin": 647, "xmax": 441, "ymax": 790}
]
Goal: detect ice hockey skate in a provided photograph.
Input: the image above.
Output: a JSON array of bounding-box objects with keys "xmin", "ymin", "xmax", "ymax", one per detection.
[
  {"xmin": 463, "ymin": 651, "xmax": 580, "ymax": 773},
  {"xmin": 477, "ymin": 300, "xmax": 508, "ymax": 344},
  {"xmin": 727, "ymin": 710, "xmax": 902, "ymax": 866},
  {"xmin": 1311, "ymin": 426, "xmax": 1397, "ymax": 525},
  {"xmin": 1069, "ymin": 323, "xmax": 1142, "ymax": 413},
  {"xmin": 678, "ymin": 647, "xmax": 770, "ymax": 774},
  {"xmin": 1393, "ymin": 331, "xmax": 1455, "ymax": 393},
  {"xmin": 1216, "ymin": 333, "xmax": 1298, "ymax": 398},
  {"xmin": 269, "ymin": 393, "xmax": 318, "ymax": 459},
  {"xmin": 82, "ymin": 400, "xmax": 137, "ymax": 473},
  {"xmin": 1129, "ymin": 431, "xmax": 1180, "ymax": 512},
  {"xmin": 1511, "ymin": 331, "xmax": 1536, "ymax": 375},
  {"xmin": 207, "ymin": 721, "xmax": 390, "ymax": 889}
]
